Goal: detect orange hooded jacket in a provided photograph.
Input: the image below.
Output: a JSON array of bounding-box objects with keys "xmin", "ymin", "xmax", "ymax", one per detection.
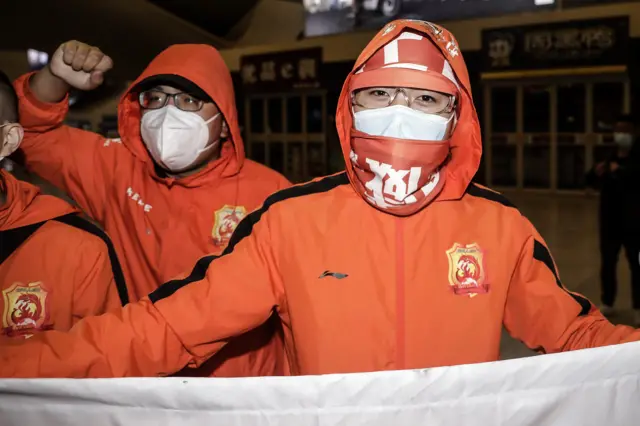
[
  {"xmin": 0, "ymin": 170, "xmax": 124, "ymax": 338},
  {"xmin": 13, "ymin": 45, "xmax": 290, "ymax": 377},
  {"xmin": 2, "ymin": 21, "xmax": 639, "ymax": 378}
]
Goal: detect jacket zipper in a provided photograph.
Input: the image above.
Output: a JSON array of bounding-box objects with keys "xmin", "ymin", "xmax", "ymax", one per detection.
[{"xmin": 395, "ymin": 217, "xmax": 406, "ymax": 369}]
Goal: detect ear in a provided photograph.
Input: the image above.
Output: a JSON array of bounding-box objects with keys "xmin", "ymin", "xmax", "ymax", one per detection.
[
  {"xmin": 220, "ymin": 120, "xmax": 229, "ymax": 139},
  {"xmin": 0, "ymin": 124, "xmax": 24, "ymax": 158}
]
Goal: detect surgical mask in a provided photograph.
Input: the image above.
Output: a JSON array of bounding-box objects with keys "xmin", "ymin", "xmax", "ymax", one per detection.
[
  {"xmin": 140, "ymin": 105, "xmax": 220, "ymax": 172},
  {"xmin": 614, "ymin": 132, "xmax": 634, "ymax": 149},
  {"xmin": 353, "ymin": 104, "xmax": 454, "ymax": 141}
]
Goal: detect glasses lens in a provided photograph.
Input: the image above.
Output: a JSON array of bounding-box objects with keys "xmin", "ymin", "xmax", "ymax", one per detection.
[
  {"xmin": 409, "ymin": 90, "xmax": 453, "ymax": 114},
  {"xmin": 139, "ymin": 90, "xmax": 168, "ymax": 110},
  {"xmin": 175, "ymin": 93, "xmax": 204, "ymax": 112},
  {"xmin": 354, "ymin": 88, "xmax": 394, "ymax": 109}
]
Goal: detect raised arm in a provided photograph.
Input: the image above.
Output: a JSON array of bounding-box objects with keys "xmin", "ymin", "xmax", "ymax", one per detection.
[{"xmin": 15, "ymin": 41, "xmax": 122, "ymax": 222}]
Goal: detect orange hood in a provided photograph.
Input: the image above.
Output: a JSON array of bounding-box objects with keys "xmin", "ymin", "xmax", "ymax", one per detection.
[
  {"xmin": 336, "ymin": 20, "xmax": 482, "ymax": 203},
  {"xmin": 117, "ymin": 44, "xmax": 245, "ymax": 187},
  {"xmin": 0, "ymin": 170, "xmax": 77, "ymax": 231}
]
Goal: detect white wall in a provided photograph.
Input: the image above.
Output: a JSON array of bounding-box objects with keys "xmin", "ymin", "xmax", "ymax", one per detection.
[{"xmin": 220, "ymin": 2, "xmax": 640, "ymax": 71}]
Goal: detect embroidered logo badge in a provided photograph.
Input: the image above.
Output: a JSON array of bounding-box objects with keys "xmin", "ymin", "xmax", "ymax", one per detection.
[
  {"xmin": 212, "ymin": 205, "xmax": 247, "ymax": 247},
  {"xmin": 446, "ymin": 243, "xmax": 489, "ymax": 297},
  {"xmin": 2, "ymin": 282, "xmax": 50, "ymax": 336}
]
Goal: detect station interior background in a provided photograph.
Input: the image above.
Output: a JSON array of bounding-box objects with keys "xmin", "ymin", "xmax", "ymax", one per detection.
[{"xmin": 1, "ymin": 0, "xmax": 639, "ymax": 358}]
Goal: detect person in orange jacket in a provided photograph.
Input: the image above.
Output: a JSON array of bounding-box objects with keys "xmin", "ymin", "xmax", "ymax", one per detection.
[
  {"xmin": 0, "ymin": 70, "xmax": 126, "ymax": 340},
  {"xmin": 2, "ymin": 20, "xmax": 639, "ymax": 378},
  {"xmin": 12, "ymin": 42, "xmax": 290, "ymax": 377}
]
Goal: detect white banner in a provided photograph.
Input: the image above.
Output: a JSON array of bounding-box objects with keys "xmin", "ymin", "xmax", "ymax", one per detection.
[{"xmin": 1, "ymin": 341, "xmax": 640, "ymax": 426}]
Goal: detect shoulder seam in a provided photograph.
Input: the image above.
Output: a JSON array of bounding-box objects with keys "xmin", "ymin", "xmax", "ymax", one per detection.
[
  {"xmin": 465, "ymin": 183, "xmax": 518, "ymax": 209},
  {"xmin": 149, "ymin": 172, "xmax": 350, "ymax": 302}
]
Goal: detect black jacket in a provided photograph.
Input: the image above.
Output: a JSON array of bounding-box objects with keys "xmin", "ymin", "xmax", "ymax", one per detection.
[{"xmin": 586, "ymin": 147, "xmax": 640, "ymax": 233}]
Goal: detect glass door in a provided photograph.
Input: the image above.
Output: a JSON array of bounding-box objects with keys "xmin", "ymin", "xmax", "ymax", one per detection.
[
  {"xmin": 522, "ymin": 84, "xmax": 552, "ymax": 189},
  {"xmin": 245, "ymin": 92, "xmax": 327, "ymax": 183},
  {"xmin": 486, "ymin": 86, "xmax": 518, "ymax": 187},
  {"xmin": 484, "ymin": 77, "xmax": 629, "ymax": 192}
]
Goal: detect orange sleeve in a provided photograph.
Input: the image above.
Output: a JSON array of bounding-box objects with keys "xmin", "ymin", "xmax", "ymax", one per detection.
[
  {"xmin": 71, "ymin": 237, "xmax": 123, "ymax": 323},
  {"xmin": 503, "ymin": 221, "xmax": 640, "ymax": 353},
  {"xmin": 13, "ymin": 73, "xmax": 124, "ymax": 224},
  {"xmin": 277, "ymin": 174, "xmax": 292, "ymax": 190},
  {"xmin": 0, "ymin": 208, "xmax": 284, "ymax": 377}
]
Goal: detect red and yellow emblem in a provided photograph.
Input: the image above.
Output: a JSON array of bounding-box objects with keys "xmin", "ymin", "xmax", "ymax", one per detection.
[
  {"xmin": 446, "ymin": 243, "xmax": 489, "ymax": 297},
  {"xmin": 2, "ymin": 282, "xmax": 50, "ymax": 336},
  {"xmin": 212, "ymin": 205, "xmax": 247, "ymax": 247}
]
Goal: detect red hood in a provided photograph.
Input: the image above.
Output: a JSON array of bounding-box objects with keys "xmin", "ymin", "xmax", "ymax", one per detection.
[
  {"xmin": 117, "ymin": 44, "xmax": 245, "ymax": 187},
  {"xmin": 0, "ymin": 170, "xmax": 77, "ymax": 231},
  {"xmin": 336, "ymin": 20, "xmax": 482, "ymax": 203}
]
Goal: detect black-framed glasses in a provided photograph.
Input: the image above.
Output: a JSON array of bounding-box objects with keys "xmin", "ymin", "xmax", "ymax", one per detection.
[{"xmin": 138, "ymin": 90, "xmax": 205, "ymax": 112}]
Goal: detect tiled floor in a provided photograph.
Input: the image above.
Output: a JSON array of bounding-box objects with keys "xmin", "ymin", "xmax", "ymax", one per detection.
[{"xmin": 498, "ymin": 190, "xmax": 637, "ymax": 360}]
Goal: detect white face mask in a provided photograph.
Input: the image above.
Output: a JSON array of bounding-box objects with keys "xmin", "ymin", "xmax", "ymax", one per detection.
[
  {"xmin": 614, "ymin": 132, "xmax": 634, "ymax": 149},
  {"xmin": 140, "ymin": 105, "xmax": 220, "ymax": 173},
  {"xmin": 354, "ymin": 105, "xmax": 455, "ymax": 141}
]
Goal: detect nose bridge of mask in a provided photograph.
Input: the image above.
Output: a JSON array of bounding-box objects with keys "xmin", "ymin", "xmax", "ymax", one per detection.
[{"xmin": 145, "ymin": 105, "xmax": 219, "ymax": 127}]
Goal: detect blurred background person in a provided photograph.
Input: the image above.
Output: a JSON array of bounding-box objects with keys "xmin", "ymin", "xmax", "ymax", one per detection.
[{"xmin": 586, "ymin": 114, "xmax": 640, "ymax": 326}]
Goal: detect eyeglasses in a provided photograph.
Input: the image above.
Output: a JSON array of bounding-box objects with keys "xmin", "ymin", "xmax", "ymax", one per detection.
[
  {"xmin": 138, "ymin": 90, "xmax": 205, "ymax": 112},
  {"xmin": 352, "ymin": 87, "xmax": 456, "ymax": 115}
]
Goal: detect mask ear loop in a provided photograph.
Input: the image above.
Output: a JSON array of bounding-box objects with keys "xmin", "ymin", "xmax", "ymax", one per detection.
[{"xmin": 205, "ymin": 113, "xmax": 221, "ymax": 125}]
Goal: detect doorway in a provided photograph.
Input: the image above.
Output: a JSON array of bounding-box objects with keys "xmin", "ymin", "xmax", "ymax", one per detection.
[{"xmin": 482, "ymin": 76, "xmax": 630, "ymax": 191}]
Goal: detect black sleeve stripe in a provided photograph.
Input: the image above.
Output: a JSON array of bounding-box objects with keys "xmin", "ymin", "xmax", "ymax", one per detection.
[
  {"xmin": 0, "ymin": 222, "xmax": 46, "ymax": 264},
  {"xmin": 533, "ymin": 240, "xmax": 591, "ymax": 316},
  {"xmin": 54, "ymin": 214, "xmax": 129, "ymax": 306},
  {"xmin": 467, "ymin": 184, "xmax": 591, "ymax": 315},
  {"xmin": 465, "ymin": 183, "xmax": 517, "ymax": 208},
  {"xmin": 149, "ymin": 172, "xmax": 351, "ymax": 303}
]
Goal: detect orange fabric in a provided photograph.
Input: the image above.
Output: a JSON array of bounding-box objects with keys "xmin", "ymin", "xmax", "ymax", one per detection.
[
  {"xmin": 351, "ymin": 29, "xmax": 458, "ymax": 95},
  {"xmin": 0, "ymin": 171, "xmax": 120, "ymax": 338},
  {"xmin": 13, "ymin": 44, "xmax": 290, "ymax": 377},
  {"xmin": 2, "ymin": 21, "xmax": 639, "ymax": 378},
  {"xmin": 349, "ymin": 129, "xmax": 449, "ymax": 215}
]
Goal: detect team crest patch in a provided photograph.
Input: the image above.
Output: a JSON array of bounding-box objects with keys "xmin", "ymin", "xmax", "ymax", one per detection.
[
  {"xmin": 212, "ymin": 205, "xmax": 247, "ymax": 246},
  {"xmin": 446, "ymin": 243, "xmax": 489, "ymax": 297},
  {"xmin": 2, "ymin": 282, "xmax": 51, "ymax": 337}
]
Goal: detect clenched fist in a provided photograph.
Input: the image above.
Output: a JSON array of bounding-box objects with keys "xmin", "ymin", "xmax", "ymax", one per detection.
[{"xmin": 49, "ymin": 41, "xmax": 113, "ymax": 91}]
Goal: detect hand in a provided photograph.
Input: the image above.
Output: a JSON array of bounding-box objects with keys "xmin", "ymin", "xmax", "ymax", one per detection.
[
  {"xmin": 49, "ymin": 41, "xmax": 113, "ymax": 91},
  {"xmin": 595, "ymin": 162, "xmax": 607, "ymax": 176},
  {"xmin": 610, "ymin": 162, "xmax": 620, "ymax": 172}
]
